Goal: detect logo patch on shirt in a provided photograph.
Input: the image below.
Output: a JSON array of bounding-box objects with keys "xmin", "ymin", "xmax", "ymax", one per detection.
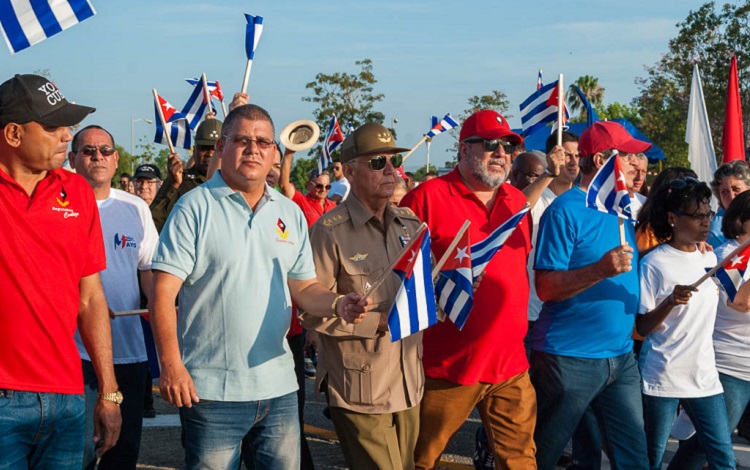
[
  {"xmin": 51, "ymin": 186, "xmax": 79, "ymax": 218},
  {"xmin": 56, "ymin": 187, "xmax": 69, "ymax": 207},
  {"xmin": 114, "ymin": 233, "xmax": 137, "ymax": 250},
  {"xmin": 276, "ymin": 218, "xmax": 289, "ymax": 240}
]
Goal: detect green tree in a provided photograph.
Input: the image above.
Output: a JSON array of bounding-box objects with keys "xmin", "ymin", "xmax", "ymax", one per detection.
[
  {"xmin": 567, "ymin": 75, "xmax": 605, "ymax": 121},
  {"xmin": 414, "ymin": 164, "xmax": 438, "ymax": 182},
  {"xmin": 595, "ymin": 102, "xmax": 641, "ymax": 123},
  {"xmin": 446, "ymin": 90, "xmax": 512, "ymax": 156},
  {"xmin": 289, "ymin": 156, "xmax": 318, "ymax": 191},
  {"xmin": 635, "ymin": 1, "xmax": 750, "ymax": 167}
]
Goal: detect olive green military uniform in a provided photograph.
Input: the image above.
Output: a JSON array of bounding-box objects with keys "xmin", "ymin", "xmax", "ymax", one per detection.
[
  {"xmin": 149, "ymin": 168, "xmax": 205, "ymax": 232},
  {"xmin": 301, "ymin": 194, "xmax": 424, "ymax": 470}
]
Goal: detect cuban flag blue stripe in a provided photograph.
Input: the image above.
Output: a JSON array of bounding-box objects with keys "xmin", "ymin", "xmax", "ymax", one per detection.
[
  {"xmin": 437, "ymin": 269, "xmax": 473, "ymax": 330},
  {"xmin": 30, "ymin": 0, "xmax": 63, "ymax": 37},
  {"xmin": 715, "ymin": 269, "xmax": 739, "ymax": 301},
  {"xmin": 180, "ymin": 84, "xmax": 210, "ymax": 130},
  {"xmin": 0, "ymin": 0, "xmax": 30, "ymax": 52},
  {"xmin": 471, "ymin": 206, "xmax": 529, "ymax": 278}
]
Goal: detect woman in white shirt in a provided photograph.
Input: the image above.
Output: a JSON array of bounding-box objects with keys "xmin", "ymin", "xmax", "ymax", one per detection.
[
  {"xmin": 636, "ymin": 177, "xmax": 735, "ymax": 470},
  {"xmin": 669, "ymin": 189, "xmax": 750, "ymax": 469}
]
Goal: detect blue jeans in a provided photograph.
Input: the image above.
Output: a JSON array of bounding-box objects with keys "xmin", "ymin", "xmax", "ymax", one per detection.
[
  {"xmin": 667, "ymin": 373, "xmax": 750, "ymax": 469},
  {"xmin": 180, "ymin": 391, "xmax": 300, "ymax": 470},
  {"xmin": 82, "ymin": 360, "xmax": 148, "ymax": 470},
  {"xmin": 0, "ymin": 390, "xmax": 85, "ymax": 469},
  {"xmin": 530, "ymin": 350, "xmax": 648, "ymax": 470},
  {"xmin": 642, "ymin": 393, "xmax": 735, "ymax": 470}
]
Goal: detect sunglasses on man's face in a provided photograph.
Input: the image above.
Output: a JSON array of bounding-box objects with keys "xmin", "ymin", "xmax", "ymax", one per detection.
[
  {"xmin": 463, "ymin": 138, "xmax": 515, "ymax": 154},
  {"xmin": 78, "ymin": 145, "xmax": 116, "ymax": 157},
  {"xmin": 314, "ymin": 183, "xmax": 332, "ymax": 190},
  {"xmin": 363, "ymin": 154, "xmax": 403, "ymax": 171}
]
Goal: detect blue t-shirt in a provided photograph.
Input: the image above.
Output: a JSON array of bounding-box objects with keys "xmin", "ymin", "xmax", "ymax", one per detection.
[
  {"xmin": 152, "ymin": 172, "xmax": 317, "ymax": 401},
  {"xmin": 707, "ymin": 207, "xmax": 726, "ymax": 248},
  {"xmin": 531, "ymin": 187, "xmax": 639, "ymax": 358}
]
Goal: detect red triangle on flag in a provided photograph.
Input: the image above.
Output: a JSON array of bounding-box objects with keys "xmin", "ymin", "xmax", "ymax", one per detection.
[{"xmin": 441, "ymin": 229, "xmax": 472, "ymax": 271}]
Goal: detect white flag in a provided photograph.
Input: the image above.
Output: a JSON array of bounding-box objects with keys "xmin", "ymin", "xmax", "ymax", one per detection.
[{"xmin": 686, "ymin": 64, "xmax": 717, "ymax": 186}]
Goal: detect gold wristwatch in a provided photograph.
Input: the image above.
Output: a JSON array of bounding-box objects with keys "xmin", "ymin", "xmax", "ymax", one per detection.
[{"xmin": 98, "ymin": 390, "xmax": 124, "ymax": 405}]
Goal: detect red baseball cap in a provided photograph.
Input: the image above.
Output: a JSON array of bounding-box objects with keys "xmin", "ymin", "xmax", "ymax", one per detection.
[
  {"xmin": 459, "ymin": 110, "xmax": 523, "ymax": 145},
  {"xmin": 578, "ymin": 121, "xmax": 651, "ymax": 157}
]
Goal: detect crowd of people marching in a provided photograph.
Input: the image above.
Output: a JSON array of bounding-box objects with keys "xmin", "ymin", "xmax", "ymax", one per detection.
[{"xmin": 1, "ymin": 72, "xmax": 749, "ymax": 470}]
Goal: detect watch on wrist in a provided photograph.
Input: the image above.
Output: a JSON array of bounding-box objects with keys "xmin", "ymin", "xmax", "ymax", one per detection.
[{"xmin": 98, "ymin": 390, "xmax": 124, "ymax": 405}]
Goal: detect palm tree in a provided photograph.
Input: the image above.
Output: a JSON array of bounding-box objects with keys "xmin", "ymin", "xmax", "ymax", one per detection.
[{"xmin": 567, "ymin": 75, "xmax": 605, "ymax": 121}]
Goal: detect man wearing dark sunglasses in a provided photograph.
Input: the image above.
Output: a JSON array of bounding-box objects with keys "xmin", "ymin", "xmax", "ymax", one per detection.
[
  {"xmin": 279, "ymin": 147, "xmax": 336, "ymax": 228},
  {"xmin": 69, "ymin": 124, "xmax": 159, "ymax": 469},
  {"xmin": 151, "ymin": 118, "xmax": 222, "ymax": 232},
  {"xmin": 401, "ymin": 109, "xmax": 537, "ymax": 469},
  {"xmin": 0, "ymin": 74, "xmax": 121, "ymax": 468},
  {"xmin": 531, "ymin": 121, "xmax": 652, "ymax": 469},
  {"xmin": 300, "ymin": 122, "xmax": 425, "ymax": 469},
  {"xmin": 328, "ymin": 160, "xmax": 350, "ymax": 203}
]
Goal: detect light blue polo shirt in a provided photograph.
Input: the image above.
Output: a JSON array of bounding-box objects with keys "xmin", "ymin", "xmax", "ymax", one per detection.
[{"xmin": 152, "ymin": 171, "xmax": 316, "ymax": 401}]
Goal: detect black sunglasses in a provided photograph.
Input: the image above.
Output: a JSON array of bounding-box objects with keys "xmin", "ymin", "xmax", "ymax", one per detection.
[
  {"xmin": 668, "ymin": 176, "xmax": 700, "ymax": 190},
  {"xmin": 77, "ymin": 145, "xmax": 116, "ymax": 157},
  {"xmin": 364, "ymin": 154, "xmax": 402, "ymax": 171},
  {"xmin": 463, "ymin": 138, "xmax": 515, "ymax": 154},
  {"xmin": 315, "ymin": 184, "xmax": 332, "ymax": 190}
]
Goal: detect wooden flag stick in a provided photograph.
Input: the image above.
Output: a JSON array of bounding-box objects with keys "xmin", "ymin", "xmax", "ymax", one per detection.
[
  {"xmin": 241, "ymin": 60, "xmax": 253, "ymax": 94},
  {"xmin": 691, "ymin": 236, "xmax": 750, "ymax": 288},
  {"xmin": 432, "ymin": 220, "xmax": 471, "ymax": 281},
  {"xmin": 360, "ymin": 223, "xmax": 428, "ymax": 304},
  {"xmin": 401, "ymin": 135, "xmax": 429, "ymax": 163},
  {"xmin": 557, "ymin": 73, "xmax": 564, "ymax": 146},
  {"xmin": 618, "ymin": 217, "xmax": 626, "ymax": 246},
  {"xmin": 152, "ymin": 89, "xmax": 175, "ymax": 154},
  {"xmin": 201, "ymin": 73, "xmax": 213, "ymax": 115},
  {"xmin": 221, "ymin": 101, "xmax": 228, "ymax": 119},
  {"xmin": 113, "ymin": 308, "xmax": 148, "ymax": 317}
]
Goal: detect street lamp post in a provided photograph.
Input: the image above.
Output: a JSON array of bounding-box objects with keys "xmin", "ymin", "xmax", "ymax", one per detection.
[{"xmin": 130, "ymin": 117, "xmax": 153, "ymax": 174}]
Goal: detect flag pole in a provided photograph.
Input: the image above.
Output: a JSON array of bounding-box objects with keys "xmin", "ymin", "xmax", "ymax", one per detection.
[
  {"xmin": 402, "ymin": 135, "xmax": 429, "ymax": 163},
  {"xmin": 618, "ymin": 218, "xmax": 626, "ymax": 245},
  {"xmin": 691, "ymin": 236, "xmax": 750, "ymax": 288},
  {"xmin": 432, "ymin": 220, "xmax": 471, "ymax": 280},
  {"xmin": 221, "ymin": 102, "xmax": 228, "ymax": 119},
  {"xmin": 152, "ymin": 89, "xmax": 176, "ymax": 154},
  {"xmin": 425, "ymin": 137, "xmax": 432, "ymax": 175},
  {"xmin": 241, "ymin": 60, "xmax": 253, "ymax": 94},
  {"xmin": 557, "ymin": 74, "xmax": 564, "ymax": 146},
  {"xmin": 360, "ymin": 223, "xmax": 428, "ymax": 304},
  {"xmin": 201, "ymin": 73, "xmax": 213, "ymax": 116}
]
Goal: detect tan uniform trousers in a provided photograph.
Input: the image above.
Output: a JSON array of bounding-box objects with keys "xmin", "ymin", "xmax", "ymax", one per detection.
[
  {"xmin": 329, "ymin": 405, "xmax": 420, "ymax": 470},
  {"xmin": 415, "ymin": 371, "xmax": 537, "ymax": 470}
]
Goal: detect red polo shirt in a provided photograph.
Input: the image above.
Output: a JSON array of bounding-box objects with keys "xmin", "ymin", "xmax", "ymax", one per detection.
[
  {"xmin": 0, "ymin": 168, "xmax": 106, "ymax": 393},
  {"xmin": 400, "ymin": 169, "xmax": 531, "ymax": 385},
  {"xmin": 292, "ymin": 191, "xmax": 336, "ymax": 228}
]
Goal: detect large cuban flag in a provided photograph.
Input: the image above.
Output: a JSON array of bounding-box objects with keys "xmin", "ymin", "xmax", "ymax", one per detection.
[
  {"xmin": 585, "ymin": 151, "xmax": 635, "ymax": 221},
  {"xmin": 387, "ymin": 228, "xmax": 437, "ymax": 342},
  {"xmin": 435, "ymin": 227, "xmax": 474, "ymax": 330}
]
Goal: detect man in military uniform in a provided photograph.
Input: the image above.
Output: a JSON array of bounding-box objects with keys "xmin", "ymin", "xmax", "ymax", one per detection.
[
  {"xmin": 150, "ymin": 118, "xmax": 222, "ymax": 231},
  {"xmin": 301, "ymin": 122, "xmax": 426, "ymax": 470}
]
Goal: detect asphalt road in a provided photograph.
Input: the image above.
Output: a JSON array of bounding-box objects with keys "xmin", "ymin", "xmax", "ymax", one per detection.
[{"xmin": 136, "ymin": 377, "xmax": 750, "ymax": 470}]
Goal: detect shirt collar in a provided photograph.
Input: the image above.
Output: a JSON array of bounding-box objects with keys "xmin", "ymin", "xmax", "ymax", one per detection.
[{"xmin": 345, "ymin": 192, "xmax": 400, "ymax": 229}]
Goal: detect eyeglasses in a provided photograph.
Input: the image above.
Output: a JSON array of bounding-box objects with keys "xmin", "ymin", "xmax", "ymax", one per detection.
[
  {"xmin": 463, "ymin": 138, "xmax": 515, "ymax": 154},
  {"xmin": 360, "ymin": 154, "xmax": 403, "ymax": 171},
  {"xmin": 674, "ymin": 210, "xmax": 715, "ymax": 222},
  {"xmin": 315, "ymin": 184, "xmax": 332, "ymax": 190},
  {"xmin": 135, "ymin": 179, "xmax": 158, "ymax": 186},
  {"xmin": 77, "ymin": 145, "xmax": 116, "ymax": 157},
  {"xmin": 224, "ymin": 135, "xmax": 276, "ymax": 151}
]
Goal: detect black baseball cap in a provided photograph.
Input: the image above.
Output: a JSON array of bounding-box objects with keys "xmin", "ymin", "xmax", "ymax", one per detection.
[
  {"xmin": 0, "ymin": 74, "xmax": 95, "ymax": 127},
  {"xmin": 134, "ymin": 164, "xmax": 162, "ymax": 180}
]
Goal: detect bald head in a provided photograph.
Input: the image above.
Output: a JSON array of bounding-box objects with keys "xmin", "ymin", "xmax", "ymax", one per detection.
[{"xmin": 510, "ymin": 151, "xmax": 546, "ymax": 190}]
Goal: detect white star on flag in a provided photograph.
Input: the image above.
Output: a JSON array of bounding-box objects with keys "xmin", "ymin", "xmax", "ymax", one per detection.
[
  {"xmin": 730, "ymin": 255, "xmax": 745, "ymax": 268},
  {"xmin": 455, "ymin": 246, "xmax": 469, "ymax": 263}
]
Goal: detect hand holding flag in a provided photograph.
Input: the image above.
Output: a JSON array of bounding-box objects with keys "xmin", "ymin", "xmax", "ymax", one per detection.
[{"xmin": 242, "ymin": 14, "xmax": 264, "ymax": 94}]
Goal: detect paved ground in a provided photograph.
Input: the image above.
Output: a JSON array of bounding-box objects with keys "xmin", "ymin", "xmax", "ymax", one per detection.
[{"xmin": 136, "ymin": 378, "xmax": 750, "ymax": 469}]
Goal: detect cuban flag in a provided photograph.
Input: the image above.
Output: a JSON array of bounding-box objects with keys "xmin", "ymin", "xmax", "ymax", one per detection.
[
  {"xmin": 0, "ymin": 0, "xmax": 95, "ymax": 54},
  {"xmin": 714, "ymin": 245, "xmax": 750, "ymax": 301},
  {"xmin": 586, "ymin": 151, "xmax": 634, "ymax": 221},
  {"xmin": 345, "ymin": 121, "xmax": 355, "ymax": 137},
  {"xmin": 180, "ymin": 80, "xmax": 212, "ymax": 130},
  {"xmin": 186, "ymin": 78, "xmax": 224, "ymax": 107},
  {"xmin": 320, "ymin": 115, "xmax": 344, "ymax": 175},
  {"xmin": 519, "ymin": 80, "xmax": 569, "ymax": 137},
  {"xmin": 154, "ymin": 94, "xmax": 191, "ymax": 150},
  {"xmin": 471, "ymin": 205, "xmax": 530, "ymax": 279},
  {"xmin": 426, "ymin": 114, "xmax": 459, "ymax": 138},
  {"xmin": 435, "ymin": 228, "xmax": 474, "ymax": 330},
  {"xmin": 245, "ymin": 14, "xmax": 263, "ymax": 60},
  {"xmin": 537, "ymin": 69, "xmax": 543, "ymax": 90},
  {"xmin": 388, "ymin": 228, "xmax": 437, "ymax": 342}
]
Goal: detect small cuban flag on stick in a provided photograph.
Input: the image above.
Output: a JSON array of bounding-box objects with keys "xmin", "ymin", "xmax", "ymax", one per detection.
[
  {"xmin": 321, "ymin": 115, "xmax": 344, "ymax": 176},
  {"xmin": 692, "ymin": 236, "xmax": 750, "ymax": 291},
  {"xmin": 0, "ymin": 0, "xmax": 96, "ymax": 54},
  {"xmin": 241, "ymin": 13, "xmax": 264, "ymax": 94},
  {"xmin": 387, "ymin": 225, "xmax": 437, "ymax": 342},
  {"xmin": 585, "ymin": 151, "xmax": 633, "ymax": 244},
  {"xmin": 433, "ymin": 220, "xmax": 474, "ymax": 329},
  {"xmin": 471, "ymin": 205, "xmax": 530, "ymax": 279},
  {"xmin": 402, "ymin": 113, "xmax": 460, "ymax": 163},
  {"xmin": 186, "ymin": 77, "xmax": 226, "ymax": 118},
  {"xmin": 152, "ymin": 90, "xmax": 190, "ymax": 153}
]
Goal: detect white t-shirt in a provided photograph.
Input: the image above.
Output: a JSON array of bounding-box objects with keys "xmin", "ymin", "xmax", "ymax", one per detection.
[
  {"xmin": 638, "ymin": 243, "xmax": 722, "ymax": 398},
  {"xmin": 328, "ymin": 177, "xmax": 350, "ymax": 201},
  {"xmin": 713, "ymin": 240, "xmax": 750, "ymax": 382},
  {"xmin": 528, "ymin": 187, "xmax": 558, "ymax": 321},
  {"xmin": 76, "ymin": 189, "xmax": 159, "ymax": 364},
  {"xmin": 630, "ymin": 192, "xmax": 647, "ymax": 220}
]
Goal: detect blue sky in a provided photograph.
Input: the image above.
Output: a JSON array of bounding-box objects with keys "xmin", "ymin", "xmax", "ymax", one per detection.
[{"xmin": 1, "ymin": 0, "xmax": 704, "ymax": 171}]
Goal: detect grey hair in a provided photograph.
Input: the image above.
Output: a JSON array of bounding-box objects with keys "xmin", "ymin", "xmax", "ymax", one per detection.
[{"xmin": 711, "ymin": 160, "xmax": 750, "ymax": 200}]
